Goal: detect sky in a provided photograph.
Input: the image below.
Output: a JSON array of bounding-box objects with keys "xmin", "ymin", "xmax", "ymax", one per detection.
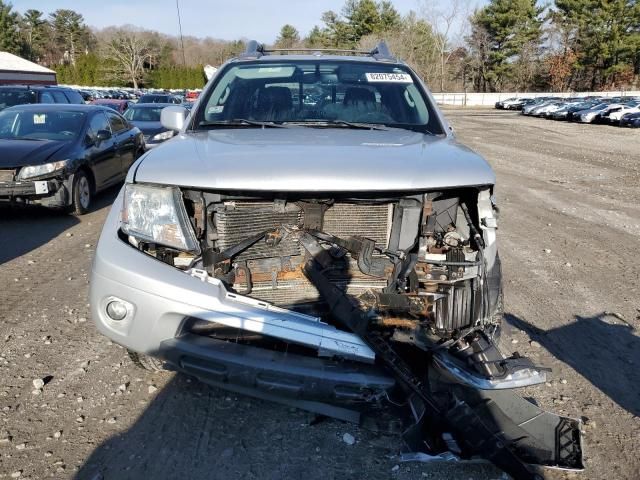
[{"xmin": 12, "ymin": 0, "xmax": 482, "ymax": 43}]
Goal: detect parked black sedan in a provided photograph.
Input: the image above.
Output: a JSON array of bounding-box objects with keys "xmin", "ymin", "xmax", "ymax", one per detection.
[{"xmin": 0, "ymin": 104, "xmax": 144, "ymax": 214}]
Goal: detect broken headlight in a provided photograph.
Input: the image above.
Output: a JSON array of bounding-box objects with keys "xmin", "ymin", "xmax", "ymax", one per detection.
[{"xmin": 121, "ymin": 183, "xmax": 199, "ymax": 253}]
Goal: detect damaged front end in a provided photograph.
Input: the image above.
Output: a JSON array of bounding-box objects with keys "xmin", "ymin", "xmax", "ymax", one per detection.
[{"xmin": 126, "ymin": 185, "xmax": 583, "ymax": 479}]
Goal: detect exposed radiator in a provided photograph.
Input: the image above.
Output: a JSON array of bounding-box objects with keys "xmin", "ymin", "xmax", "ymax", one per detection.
[
  {"xmin": 214, "ymin": 200, "xmax": 394, "ymax": 306},
  {"xmin": 215, "ymin": 202, "xmax": 303, "ymax": 261},
  {"xmin": 214, "ymin": 201, "xmax": 392, "ymax": 261}
]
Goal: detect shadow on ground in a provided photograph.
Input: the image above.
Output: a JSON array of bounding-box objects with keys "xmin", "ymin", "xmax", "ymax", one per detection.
[
  {"xmin": 505, "ymin": 312, "xmax": 640, "ymax": 417},
  {"xmin": 73, "ymin": 374, "xmax": 399, "ymax": 480},
  {"xmin": 0, "ymin": 185, "xmax": 120, "ymax": 265},
  {"xmin": 73, "ymin": 373, "xmax": 503, "ymax": 480}
]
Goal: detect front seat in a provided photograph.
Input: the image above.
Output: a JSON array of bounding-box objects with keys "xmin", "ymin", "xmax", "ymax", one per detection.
[
  {"xmin": 255, "ymin": 87, "xmax": 293, "ymax": 121},
  {"xmin": 343, "ymin": 87, "xmax": 376, "ymax": 107},
  {"xmin": 342, "ymin": 87, "xmax": 378, "ymax": 121}
]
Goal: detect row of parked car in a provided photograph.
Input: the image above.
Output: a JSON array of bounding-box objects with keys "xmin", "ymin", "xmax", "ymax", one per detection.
[
  {"xmin": 0, "ymin": 84, "xmax": 186, "ymax": 214},
  {"xmin": 0, "ymin": 85, "xmax": 199, "ymax": 112},
  {"xmin": 77, "ymin": 87, "xmax": 201, "ymax": 104},
  {"xmin": 495, "ymin": 96, "xmax": 640, "ymax": 127}
]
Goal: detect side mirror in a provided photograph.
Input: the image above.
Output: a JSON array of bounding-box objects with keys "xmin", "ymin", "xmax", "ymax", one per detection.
[
  {"xmin": 161, "ymin": 106, "xmax": 189, "ymax": 132},
  {"xmin": 96, "ymin": 129, "xmax": 112, "ymax": 142}
]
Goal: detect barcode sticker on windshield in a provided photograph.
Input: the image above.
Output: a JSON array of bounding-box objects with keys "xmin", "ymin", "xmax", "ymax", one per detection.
[
  {"xmin": 33, "ymin": 114, "xmax": 46, "ymax": 124},
  {"xmin": 365, "ymin": 73, "xmax": 413, "ymax": 83}
]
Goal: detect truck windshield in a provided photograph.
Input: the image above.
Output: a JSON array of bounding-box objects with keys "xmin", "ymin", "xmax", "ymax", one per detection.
[{"xmin": 194, "ymin": 60, "xmax": 442, "ymax": 134}]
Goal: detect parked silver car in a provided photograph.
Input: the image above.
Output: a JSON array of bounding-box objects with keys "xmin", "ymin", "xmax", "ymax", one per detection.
[{"xmin": 90, "ymin": 41, "xmax": 583, "ymax": 478}]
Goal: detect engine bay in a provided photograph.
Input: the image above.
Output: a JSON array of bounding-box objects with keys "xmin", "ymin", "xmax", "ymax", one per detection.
[{"xmin": 174, "ymin": 189, "xmax": 498, "ymax": 341}]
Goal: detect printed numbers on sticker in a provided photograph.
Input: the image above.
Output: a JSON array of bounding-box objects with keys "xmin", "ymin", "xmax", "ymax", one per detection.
[{"xmin": 365, "ymin": 73, "xmax": 413, "ymax": 83}]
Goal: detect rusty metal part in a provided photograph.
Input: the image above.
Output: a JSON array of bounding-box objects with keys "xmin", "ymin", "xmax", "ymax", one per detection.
[
  {"xmin": 193, "ymin": 199, "xmax": 205, "ymax": 237},
  {"xmin": 358, "ymin": 290, "xmax": 434, "ymax": 320},
  {"xmin": 265, "ymin": 228, "xmax": 285, "ymax": 247},
  {"xmin": 374, "ymin": 292, "xmax": 433, "ymax": 318},
  {"xmin": 233, "ymin": 263, "xmax": 252, "ymax": 294},
  {"xmin": 373, "ymin": 316, "xmax": 420, "ymax": 328}
]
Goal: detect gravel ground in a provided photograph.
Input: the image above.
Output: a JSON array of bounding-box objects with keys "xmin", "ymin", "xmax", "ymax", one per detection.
[{"xmin": 0, "ymin": 109, "xmax": 638, "ymax": 480}]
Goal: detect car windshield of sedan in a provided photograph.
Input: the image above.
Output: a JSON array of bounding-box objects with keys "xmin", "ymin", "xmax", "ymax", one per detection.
[
  {"xmin": 0, "ymin": 110, "xmax": 85, "ymax": 141},
  {"xmin": 195, "ymin": 61, "xmax": 442, "ymax": 133},
  {"xmin": 124, "ymin": 107, "xmax": 164, "ymax": 122}
]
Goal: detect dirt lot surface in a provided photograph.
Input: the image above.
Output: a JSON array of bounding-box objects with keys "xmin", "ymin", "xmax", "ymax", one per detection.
[{"xmin": 1, "ymin": 109, "xmax": 639, "ymax": 480}]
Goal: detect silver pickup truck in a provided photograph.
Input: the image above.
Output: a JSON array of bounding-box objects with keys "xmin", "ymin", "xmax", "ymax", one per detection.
[{"xmin": 90, "ymin": 41, "xmax": 583, "ymax": 479}]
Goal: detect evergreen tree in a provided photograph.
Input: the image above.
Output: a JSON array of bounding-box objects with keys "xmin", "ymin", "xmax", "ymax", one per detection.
[
  {"xmin": 551, "ymin": 0, "xmax": 640, "ymax": 89},
  {"xmin": 320, "ymin": 0, "xmax": 401, "ymax": 48},
  {"xmin": 304, "ymin": 26, "xmax": 331, "ymax": 48},
  {"xmin": 49, "ymin": 9, "xmax": 91, "ymax": 66},
  {"xmin": 378, "ymin": 1, "xmax": 401, "ymax": 31},
  {"xmin": 343, "ymin": 0, "xmax": 382, "ymax": 40},
  {"xmin": 275, "ymin": 25, "xmax": 300, "ymax": 49},
  {"xmin": 0, "ymin": 1, "xmax": 21, "ymax": 54},
  {"xmin": 21, "ymin": 9, "xmax": 47, "ymax": 61},
  {"xmin": 473, "ymin": 0, "xmax": 543, "ymax": 91}
]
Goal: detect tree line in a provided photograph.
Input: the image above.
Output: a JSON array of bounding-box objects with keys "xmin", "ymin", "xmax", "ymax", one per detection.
[
  {"xmin": 0, "ymin": 2, "xmax": 213, "ymax": 89},
  {"xmin": 283, "ymin": 0, "xmax": 640, "ymax": 92},
  {"xmin": 1, "ymin": 0, "xmax": 638, "ymax": 92}
]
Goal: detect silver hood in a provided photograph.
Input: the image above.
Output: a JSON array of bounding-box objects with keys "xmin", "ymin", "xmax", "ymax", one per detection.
[{"xmin": 133, "ymin": 128, "xmax": 495, "ymax": 191}]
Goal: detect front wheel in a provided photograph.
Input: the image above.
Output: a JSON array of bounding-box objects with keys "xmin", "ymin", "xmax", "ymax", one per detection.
[{"xmin": 70, "ymin": 170, "xmax": 92, "ymax": 215}]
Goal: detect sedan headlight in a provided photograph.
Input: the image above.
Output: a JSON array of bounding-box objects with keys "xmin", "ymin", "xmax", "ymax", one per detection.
[
  {"xmin": 17, "ymin": 160, "xmax": 68, "ymax": 180},
  {"xmin": 151, "ymin": 130, "xmax": 175, "ymax": 142},
  {"xmin": 121, "ymin": 183, "xmax": 199, "ymax": 253}
]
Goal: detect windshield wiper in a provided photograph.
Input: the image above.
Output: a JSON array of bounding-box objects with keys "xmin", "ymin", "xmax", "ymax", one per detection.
[
  {"xmin": 286, "ymin": 120, "xmax": 390, "ymax": 131},
  {"xmin": 199, "ymin": 119, "xmax": 287, "ymax": 129}
]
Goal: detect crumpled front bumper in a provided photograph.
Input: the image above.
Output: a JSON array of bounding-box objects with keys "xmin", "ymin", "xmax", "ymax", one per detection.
[
  {"xmin": 91, "ymin": 188, "xmax": 379, "ymax": 362},
  {"xmin": 91, "ymin": 188, "xmax": 399, "ymax": 408},
  {"xmin": 0, "ymin": 179, "xmax": 59, "ymax": 198},
  {"xmin": 0, "ymin": 176, "xmax": 70, "ymax": 208}
]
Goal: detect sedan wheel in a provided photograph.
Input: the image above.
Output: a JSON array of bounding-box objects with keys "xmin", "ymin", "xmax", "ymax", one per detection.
[{"xmin": 71, "ymin": 171, "xmax": 92, "ymax": 215}]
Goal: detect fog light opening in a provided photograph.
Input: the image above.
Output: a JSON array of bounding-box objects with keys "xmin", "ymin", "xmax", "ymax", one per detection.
[{"xmin": 106, "ymin": 300, "xmax": 129, "ymax": 321}]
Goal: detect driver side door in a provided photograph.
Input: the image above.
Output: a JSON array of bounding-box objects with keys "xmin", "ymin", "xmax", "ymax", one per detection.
[{"xmin": 85, "ymin": 111, "xmax": 119, "ymax": 190}]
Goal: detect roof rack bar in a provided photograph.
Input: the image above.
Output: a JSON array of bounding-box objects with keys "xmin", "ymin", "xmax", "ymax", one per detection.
[
  {"xmin": 264, "ymin": 48, "xmax": 372, "ymax": 54},
  {"xmin": 239, "ymin": 40, "xmax": 396, "ymax": 62}
]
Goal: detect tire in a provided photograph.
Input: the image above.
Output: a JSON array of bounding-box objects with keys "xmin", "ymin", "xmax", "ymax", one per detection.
[
  {"xmin": 127, "ymin": 350, "xmax": 166, "ymax": 372},
  {"xmin": 70, "ymin": 170, "xmax": 92, "ymax": 215}
]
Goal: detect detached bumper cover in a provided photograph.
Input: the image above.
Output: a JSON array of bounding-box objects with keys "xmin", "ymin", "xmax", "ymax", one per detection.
[{"xmin": 160, "ymin": 333, "xmax": 395, "ymax": 404}]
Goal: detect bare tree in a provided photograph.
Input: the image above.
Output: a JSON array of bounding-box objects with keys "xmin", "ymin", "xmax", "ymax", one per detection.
[
  {"xmin": 100, "ymin": 26, "xmax": 157, "ymax": 88},
  {"xmin": 419, "ymin": 0, "xmax": 470, "ymax": 92}
]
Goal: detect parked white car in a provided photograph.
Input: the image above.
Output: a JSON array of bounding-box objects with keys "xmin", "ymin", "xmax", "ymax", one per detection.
[{"xmin": 606, "ymin": 102, "xmax": 640, "ymax": 124}]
